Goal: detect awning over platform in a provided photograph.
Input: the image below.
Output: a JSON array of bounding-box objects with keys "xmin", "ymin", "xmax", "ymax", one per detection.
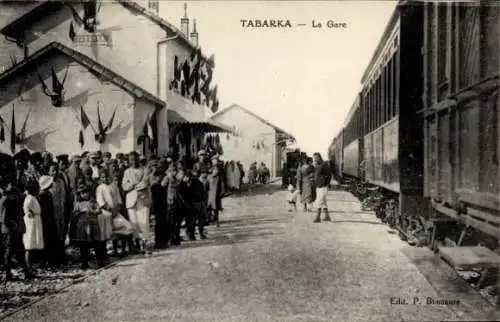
[{"xmin": 167, "ymin": 110, "xmax": 233, "ymax": 133}]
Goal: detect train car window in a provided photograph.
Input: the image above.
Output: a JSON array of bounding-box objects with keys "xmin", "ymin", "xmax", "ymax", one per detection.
[
  {"xmin": 424, "ymin": 3, "xmax": 434, "ymax": 108},
  {"xmin": 374, "ymin": 79, "xmax": 378, "ymax": 130},
  {"xmin": 372, "ymin": 84, "xmax": 376, "ymax": 131},
  {"xmin": 386, "ymin": 64, "xmax": 390, "ymax": 121},
  {"xmin": 437, "ymin": 3, "xmax": 448, "ymax": 100},
  {"xmin": 364, "ymin": 92, "xmax": 367, "ymax": 134},
  {"xmin": 370, "ymin": 86, "xmax": 374, "ymax": 132},
  {"xmin": 395, "ymin": 49, "xmax": 400, "ymax": 116},
  {"xmin": 377, "ymin": 76, "xmax": 382, "ymax": 128},
  {"xmin": 382, "ymin": 70, "xmax": 385, "ymax": 122},
  {"xmin": 450, "ymin": 3, "xmax": 458, "ymax": 93},
  {"xmin": 376, "ymin": 74, "xmax": 382, "ymax": 128},
  {"xmin": 384, "ymin": 64, "xmax": 389, "ymax": 122},
  {"xmin": 482, "ymin": 4, "xmax": 499, "ymax": 79},
  {"xmin": 458, "ymin": 5, "xmax": 481, "ymax": 89},
  {"xmin": 372, "ymin": 84, "xmax": 376, "ymax": 130},
  {"xmin": 388, "ymin": 56, "xmax": 394, "ymax": 118},
  {"xmin": 366, "ymin": 89, "xmax": 372, "ymax": 133}
]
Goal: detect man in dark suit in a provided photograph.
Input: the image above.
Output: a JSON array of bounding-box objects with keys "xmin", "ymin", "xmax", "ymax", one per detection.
[{"xmin": 313, "ymin": 152, "xmax": 332, "ymax": 223}]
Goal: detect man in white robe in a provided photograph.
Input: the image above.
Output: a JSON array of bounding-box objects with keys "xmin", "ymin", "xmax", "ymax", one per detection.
[{"xmin": 121, "ymin": 152, "xmax": 151, "ymax": 254}]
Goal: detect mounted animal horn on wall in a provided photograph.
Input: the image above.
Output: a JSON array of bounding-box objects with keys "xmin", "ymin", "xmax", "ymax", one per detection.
[
  {"xmin": 38, "ymin": 66, "xmax": 69, "ymax": 107},
  {"xmin": 94, "ymin": 101, "xmax": 117, "ymax": 144}
]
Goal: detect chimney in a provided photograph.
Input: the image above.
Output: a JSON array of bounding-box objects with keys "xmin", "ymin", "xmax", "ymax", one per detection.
[
  {"xmin": 190, "ymin": 19, "xmax": 198, "ymax": 47},
  {"xmin": 147, "ymin": 0, "xmax": 159, "ymax": 14},
  {"xmin": 180, "ymin": 3, "xmax": 189, "ymax": 36}
]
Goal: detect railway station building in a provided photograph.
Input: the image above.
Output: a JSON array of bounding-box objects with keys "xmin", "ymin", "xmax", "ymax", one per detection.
[{"xmin": 0, "ymin": 0, "xmax": 230, "ymax": 158}]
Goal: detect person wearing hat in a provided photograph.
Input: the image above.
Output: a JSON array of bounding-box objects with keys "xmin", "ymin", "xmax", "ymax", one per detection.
[
  {"xmin": 68, "ymin": 155, "xmax": 83, "ymax": 198},
  {"xmin": 147, "ymin": 157, "xmax": 159, "ymax": 175},
  {"xmin": 151, "ymin": 167, "xmax": 168, "ymax": 249},
  {"xmin": 41, "ymin": 152, "xmax": 54, "ymax": 174},
  {"xmin": 79, "ymin": 153, "xmax": 91, "ymax": 177},
  {"xmin": 157, "ymin": 159, "xmax": 168, "ymax": 174},
  {"xmin": 13, "ymin": 154, "xmax": 27, "ymax": 194},
  {"xmin": 56, "ymin": 155, "xmax": 72, "ymax": 211},
  {"xmin": 190, "ymin": 170, "xmax": 208, "ymax": 240},
  {"xmin": 121, "ymin": 151, "xmax": 152, "ymax": 254},
  {"xmin": 139, "ymin": 155, "xmax": 147, "ymax": 168},
  {"xmin": 211, "ymin": 154, "xmax": 227, "ymax": 196},
  {"xmin": 48, "ymin": 162, "xmax": 72, "ymax": 266},
  {"xmin": 115, "ymin": 154, "xmax": 128, "ymax": 177},
  {"xmin": 56, "ymin": 155, "xmax": 69, "ymax": 168},
  {"xmin": 25, "ymin": 156, "xmax": 41, "ymax": 187},
  {"xmin": 0, "ymin": 177, "xmax": 31, "ymax": 280},
  {"xmin": 94, "ymin": 169, "xmax": 115, "ymax": 265},
  {"xmin": 38, "ymin": 175, "xmax": 59, "ymax": 267},
  {"xmin": 22, "ymin": 181, "xmax": 44, "ymax": 275},
  {"xmin": 102, "ymin": 152, "xmax": 112, "ymax": 166},
  {"xmin": 192, "ymin": 150, "xmax": 211, "ymax": 179},
  {"xmin": 89, "ymin": 152, "xmax": 102, "ymax": 180},
  {"xmin": 161, "ymin": 163, "xmax": 180, "ymax": 246},
  {"xmin": 207, "ymin": 159, "xmax": 223, "ymax": 227}
]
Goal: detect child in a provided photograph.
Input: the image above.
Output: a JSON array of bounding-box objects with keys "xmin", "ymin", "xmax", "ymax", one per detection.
[
  {"xmin": 161, "ymin": 164, "xmax": 180, "ymax": 246},
  {"xmin": 151, "ymin": 169, "xmax": 168, "ymax": 249},
  {"xmin": 95, "ymin": 170, "xmax": 114, "ymax": 265},
  {"xmin": 69, "ymin": 181, "xmax": 102, "ymax": 269},
  {"xmin": 286, "ymin": 184, "xmax": 299, "ymax": 212},
  {"xmin": 108, "ymin": 169, "xmax": 134, "ymax": 257},
  {"xmin": 190, "ymin": 173, "xmax": 208, "ymax": 240}
]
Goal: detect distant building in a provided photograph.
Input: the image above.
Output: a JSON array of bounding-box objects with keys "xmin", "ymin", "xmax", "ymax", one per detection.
[
  {"xmin": 0, "ymin": 0, "xmax": 228, "ymax": 157},
  {"xmin": 210, "ymin": 104, "xmax": 295, "ymax": 178}
]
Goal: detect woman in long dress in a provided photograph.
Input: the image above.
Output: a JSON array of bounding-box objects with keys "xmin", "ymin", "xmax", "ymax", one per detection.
[
  {"xmin": 22, "ymin": 182, "xmax": 44, "ymax": 275},
  {"xmin": 225, "ymin": 161, "xmax": 233, "ymax": 190},
  {"xmin": 232, "ymin": 161, "xmax": 241, "ymax": 190},
  {"xmin": 48, "ymin": 163, "xmax": 69, "ymax": 265},
  {"xmin": 38, "ymin": 175, "xmax": 59, "ymax": 268},
  {"xmin": 296, "ymin": 157, "xmax": 316, "ymax": 212},
  {"xmin": 108, "ymin": 165, "xmax": 134, "ymax": 256},
  {"xmin": 95, "ymin": 169, "xmax": 114, "ymax": 264},
  {"xmin": 121, "ymin": 152, "xmax": 151, "ymax": 254},
  {"xmin": 208, "ymin": 159, "xmax": 223, "ymax": 227}
]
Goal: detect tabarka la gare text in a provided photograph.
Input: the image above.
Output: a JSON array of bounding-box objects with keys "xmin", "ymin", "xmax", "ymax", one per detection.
[{"xmin": 240, "ymin": 19, "xmax": 347, "ymax": 28}]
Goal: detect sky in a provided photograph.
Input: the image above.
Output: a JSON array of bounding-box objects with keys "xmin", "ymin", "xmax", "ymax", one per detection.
[{"xmin": 160, "ymin": 1, "xmax": 397, "ymax": 157}]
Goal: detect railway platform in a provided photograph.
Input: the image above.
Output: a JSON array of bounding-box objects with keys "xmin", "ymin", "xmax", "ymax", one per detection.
[{"xmin": 6, "ymin": 183, "xmax": 497, "ymax": 321}]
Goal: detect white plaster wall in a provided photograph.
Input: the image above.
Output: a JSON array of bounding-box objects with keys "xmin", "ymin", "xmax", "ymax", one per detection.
[
  {"xmin": 0, "ymin": 53, "xmax": 137, "ymax": 156},
  {"xmin": 8, "ymin": 1, "xmax": 167, "ymax": 96},
  {"xmin": 211, "ymin": 107, "xmax": 277, "ymax": 177}
]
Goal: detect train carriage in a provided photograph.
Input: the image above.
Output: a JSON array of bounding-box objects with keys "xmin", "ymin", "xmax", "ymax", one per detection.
[
  {"xmin": 328, "ymin": 131, "xmax": 343, "ymax": 183},
  {"xmin": 355, "ymin": 2, "xmax": 425, "ymax": 232},
  {"xmin": 342, "ymin": 95, "xmax": 363, "ymax": 181},
  {"xmin": 327, "ymin": 0, "xmax": 499, "ymax": 301},
  {"xmin": 422, "ymin": 2, "xmax": 499, "ymax": 250}
]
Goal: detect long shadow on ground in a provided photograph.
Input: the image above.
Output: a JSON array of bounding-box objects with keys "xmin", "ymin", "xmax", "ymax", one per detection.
[{"xmin": 227, "ymin": 183, "xmax": 284, "ymax": 198}]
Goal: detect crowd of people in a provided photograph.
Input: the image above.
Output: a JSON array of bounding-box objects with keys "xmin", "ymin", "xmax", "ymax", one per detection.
[
  {"xmin": 247, "ymin": 162, "xmax": 271, "ymax": 184},
  {"xmin": 0, "ymin": 148, "xmax": 234, "ymax": 281},
  {"xmin": 286, "ymin": 152, "xmax": 332, "ymax": 223}
]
